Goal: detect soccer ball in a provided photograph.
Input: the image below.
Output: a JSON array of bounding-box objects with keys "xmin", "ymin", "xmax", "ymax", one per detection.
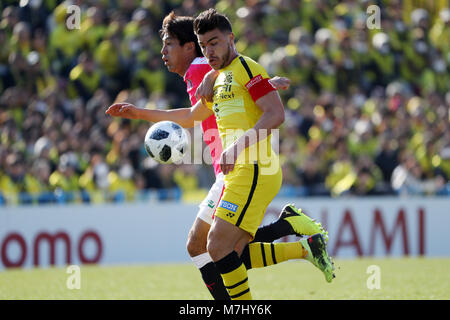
[{"xmin": 144, "ymin": 121, "xmax": 189, "ymax": 164}]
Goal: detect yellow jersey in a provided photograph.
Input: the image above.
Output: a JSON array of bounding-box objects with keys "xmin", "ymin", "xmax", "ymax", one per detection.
[{"xmin": 208, "ymin": 55, "xmax": 278, "ymax": 167}]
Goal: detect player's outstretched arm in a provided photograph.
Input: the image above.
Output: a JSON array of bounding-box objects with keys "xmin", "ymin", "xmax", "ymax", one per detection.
[
  {"xmin": 195, "ymin": 73, "xmax": 291, "ymax": 103},
  {"xmin": 105, "ymin": 100, "xmax": 213, "ymax": 128},
  {"xmin": 268, "ymin": 76, "xmax": 290, "ymax": 90}
]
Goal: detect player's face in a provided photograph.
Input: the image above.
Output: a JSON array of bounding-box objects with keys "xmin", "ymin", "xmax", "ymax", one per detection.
[
  {"xmin": 160, "ymin": 34, "xmax": 186, "ymax": 75},
  {"xmin": 197, "ymin": 29, "xmax": 235, "ymax": 70}
]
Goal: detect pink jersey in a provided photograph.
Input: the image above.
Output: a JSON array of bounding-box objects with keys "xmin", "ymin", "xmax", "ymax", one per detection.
[{"xmin": 184, "ymin": 57, "xmax": 222, "ymax": 176}]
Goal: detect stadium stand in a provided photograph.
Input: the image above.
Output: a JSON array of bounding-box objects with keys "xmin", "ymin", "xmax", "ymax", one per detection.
[{"xmin": 0, "ymin": 0, "xmax": 449, "ymax": 205}]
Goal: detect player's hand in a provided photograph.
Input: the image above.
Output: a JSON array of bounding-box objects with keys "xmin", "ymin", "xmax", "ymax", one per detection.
[
  {"xmin": 269, "ymin": 76, "xmax": 290, "ymax": 90},
  {"xmin": 196, "ymin": 69, "xmax": 220, "ymax": 103},
  {"xmin": 105, "ymin": 103, "xmax": 139, "ymax": 119},
  {"xmin": 220, "ymin": 144, "xmax": 238, "ymax": 175}
]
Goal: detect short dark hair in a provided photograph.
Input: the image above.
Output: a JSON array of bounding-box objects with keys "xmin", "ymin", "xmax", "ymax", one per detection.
[
  {"xmin": 193, "ymin": 9, "xmax": 232, "ymax": 35},
  {"xmin": 159, "ymin": 11, "xmax": 203, "ymax": 57}
]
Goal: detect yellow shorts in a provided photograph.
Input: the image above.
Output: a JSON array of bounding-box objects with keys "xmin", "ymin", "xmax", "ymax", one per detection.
[{"xmin": 215, "ymin": 161, "xmax": 282, "ymax": 238}]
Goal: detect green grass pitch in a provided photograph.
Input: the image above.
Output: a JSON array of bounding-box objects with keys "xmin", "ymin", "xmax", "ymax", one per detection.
[{"xmin": 1, "ymin": 258, "xmax": 449, "ymax": 299}]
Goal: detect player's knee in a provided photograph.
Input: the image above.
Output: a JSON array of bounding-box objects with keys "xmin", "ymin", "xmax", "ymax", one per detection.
[
  {"xmin": 206, "ymin": 237, "xmax": 218, "ymax": 260},
  {"xmin": 206, "ymin": 230, "xmax": 226, "ymax": 261},
  {"xmin": 186, "ymin": 230, "xmax": 207, "ymax": 257},
  {"xmin": 234, "ymin": 237, "xmax": 250, "ymax": 256}
]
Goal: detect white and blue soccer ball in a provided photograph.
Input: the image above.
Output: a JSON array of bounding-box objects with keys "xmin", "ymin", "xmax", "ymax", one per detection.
[{"xmin": 144, "ymin": 121, "xmax": 189, "ymax": 164}]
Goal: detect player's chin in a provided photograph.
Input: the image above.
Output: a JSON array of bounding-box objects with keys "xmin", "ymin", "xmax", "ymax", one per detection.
[
  {"xmin": 164, "ymin": 63, "xmax": 174, "ymax": 72},
  {"xmin": 208, "ymin": 60, "xmax": 220, "ymax": 70}
]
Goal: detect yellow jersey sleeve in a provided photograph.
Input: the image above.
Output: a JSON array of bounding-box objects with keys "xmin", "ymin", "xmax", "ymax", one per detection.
[
  {"xmin": 233, "ymin": 56, "xmax": 270, "ymax": 87},
  {"xmin": 233, "ymin": 56, "xmax": 275, "ymax": 102}
]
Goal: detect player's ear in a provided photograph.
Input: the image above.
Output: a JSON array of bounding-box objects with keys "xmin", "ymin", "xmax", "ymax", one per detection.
[
  {"xmin": 229, "ymin": 32, "xmax": 235, "ymax": 43},
  {"xmin": 185, "ymin": 41, "xmax": 195, "ymax": 53}
]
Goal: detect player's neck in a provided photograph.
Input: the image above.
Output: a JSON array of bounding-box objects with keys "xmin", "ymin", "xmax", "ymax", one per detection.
[
  {"xmin": 178, "ymin": 55, "xmax": 198, "ymax": 78},
  {"xmin": 223, "ymin": 48, "xmax": 239, "ymax": 69}
]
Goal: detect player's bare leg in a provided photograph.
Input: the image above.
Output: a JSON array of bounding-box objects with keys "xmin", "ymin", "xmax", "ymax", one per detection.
[{"xmin": 186, "ymin": 218, "xmax": 210, "ymax": 257}]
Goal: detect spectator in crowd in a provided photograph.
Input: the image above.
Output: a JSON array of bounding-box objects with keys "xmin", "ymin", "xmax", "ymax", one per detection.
[
  {"xmin": 391, "ymin": 151, "xmax": 445, "ymax": 195},
  {"xmin": 0, "ymin": 0, "xmax": 449, "ymax": 205}
]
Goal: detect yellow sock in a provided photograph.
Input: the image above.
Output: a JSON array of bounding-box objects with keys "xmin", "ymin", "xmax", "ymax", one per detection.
[
  {"xmin": 246, "ymin": 242, "xmax": 307, "ymax": 269},
  {"xmin": 215, "ymin": 251, "xmax": 252, "ymax": 300},
  {"xmin": 221, "ymin": 263, "xmax": 252, "ymax": 300}
]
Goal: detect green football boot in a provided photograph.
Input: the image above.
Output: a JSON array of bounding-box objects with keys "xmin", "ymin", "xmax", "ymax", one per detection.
[
  {"xmin": 300, "ymin": 234, "xmax": 335, "ymax": 283},
  {"xmin": 279, "ymin": 203, "xmax": 329, "ymax": 242}
]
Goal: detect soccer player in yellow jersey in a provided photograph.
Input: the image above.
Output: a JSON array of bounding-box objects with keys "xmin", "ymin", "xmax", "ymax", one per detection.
[
  {"xmin": 191, "ymin": 9, "xmax": 335, "ymax": 299},
  {"xmin": 107, "ymin": 11, "xmax": 332, "ymax": 300}
]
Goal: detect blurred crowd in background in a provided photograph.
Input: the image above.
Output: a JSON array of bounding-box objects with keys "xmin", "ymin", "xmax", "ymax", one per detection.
[{"xmin": 0, "ymin": 0, "xmax": 449, "ymax": 205}]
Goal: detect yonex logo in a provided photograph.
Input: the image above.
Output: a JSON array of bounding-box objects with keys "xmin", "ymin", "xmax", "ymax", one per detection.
[{"xmin": 219, "ymin": 200, "xmax": 238, "ymax": 213}]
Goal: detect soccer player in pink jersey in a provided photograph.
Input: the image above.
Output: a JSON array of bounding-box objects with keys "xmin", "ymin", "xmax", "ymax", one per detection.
[{"xmin": 106, "ymin": 12, "xmax": 327, "ymax": 299}]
